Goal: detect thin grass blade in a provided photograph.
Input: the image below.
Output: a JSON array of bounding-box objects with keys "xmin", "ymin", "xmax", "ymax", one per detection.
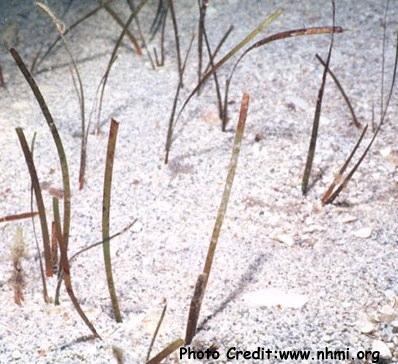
[
  {"xmin": 185, "ymin": 93, "xmax": 249, "ymax": 344},
  {"xmin": 146, "ymin": 338, "xmax": 184, "ymax": 364},
  {"xmin": 16, "ymin": 128, "xmax": 52, "ymax": 277},
  {"xmin": 102, "ymin": 118, "xmax": 122, "ymax": 322}
]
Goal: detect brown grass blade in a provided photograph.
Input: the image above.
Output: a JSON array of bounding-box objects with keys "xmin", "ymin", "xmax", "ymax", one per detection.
[
  {"xmin": 168, "ymin": 0, "xmax": 183, "ymax": 87},
  {"xmin": 10, "ymin": 48, "xmax": 71, "ymax": 255},
  {"xmin": 33, "ymin": 0, "xmax": 117, "ymax": 73},
  {"xmin": 174, "ymin": 10, "xmax": 281, "ymax": 127},
  {"xmin": 197, "ymin": 0, "xmax": 208, "ymax": 94},
  {"xmin": 96, "ymin": 0, "xmax": 149, "ymax": 131},
  {"xmin": 29, "ymin": 132, "xmax": 50, "ymax": 303},
  {"xmin": 146, "ymin": 299, "xmax": 168, "ymax": 361},
  {"xmin": 203, "ymin": 25, "xmax": 234, "ymax": 76},
  {"xmin": 316, "ymin": 54, "xmax": 361, "ymax": 129},
  {"xmin": 223, "ymin": 25, "xmax": 342, "ymax": 129},
  {"xmin": 10, "ymin": 49, "xmax": 96, "ymax": 335},
  {"xmin": 36, "ymin": 2, "xmax": 88, "ymax": 191},
  {"xmin": 164, "ymin": 31, "xmax": 196, "ymax": 163},
  {"xmin": 0, "ymin": 211, "xmax": 39, "ymax": 223},
  {"xmin": 126, "ymin": 0, "xmax": 156, "ymax": 69},
  {"xmin": 70, "ymin": 219, "xmax": 137, "ymax": 262},
  {"xmin": 185, "ymin": 273, "xmax": 207, "ymax": 345},
  {"xmin": 103, "ymin": 3, "xmax": 142, "ymax": 55},
  {"xmin": 302, "ymin": 2, "xmax": 337, "ymax": 195},
  {"xmin": 58, "ymin": 228, "xmax": 101, "ymax": 339},
  {"xmin": 0, "ymin": 64, "xmax": 4, "ymax": 87},
  {"xmin": 50, "ymin": 221, "xmax": 59, "ymax": 275},
  {"xmin": 203, "ymin": 24, "xmax": 224, "ymax": 124},
  {"xmin": 15, "ymin": 128, "xmax": 52, "ymax": 277},
  {"xmin": 102, "ymin": 119, "xmax": 122, "ymax": 322},
  {"xmin": 323, "ymin": 26, "xmax": 398, "ymax": 204},
  {"xmin": 185, "ymin": 93, "xmax": 249, "ymax": 344},
  {"xmin": 146, "ymin": 338, "xmax": 184, "ymax": 364},
  {"xmin": 321, "ymin": 124, "xmax": 368, "ymax": 204},
  {"xmin": 149, "ymin": 0, "xmax": 168, "ymax": 40}
]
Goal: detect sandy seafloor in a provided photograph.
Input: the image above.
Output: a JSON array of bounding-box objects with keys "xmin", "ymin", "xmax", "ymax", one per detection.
[{"xmin": 1, "ymin": 0, "xmax": 398, "ymax": 363}]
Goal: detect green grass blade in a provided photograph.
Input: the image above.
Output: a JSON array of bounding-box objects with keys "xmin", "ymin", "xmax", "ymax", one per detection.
[
  {"xmin": 96, "ymin": 0, "xmax": 149, "ymax": 131},
  {"xmin": 302, "ymin": 2, "xmax": 337, "ymax": 195},
  {"xmin": 316, "ymin": 54, "xmax": 361, "ymax": 129},
  {"xmin": 103, "ymin": 3, "xmax": 142, "ymax": 55},
  {"xmin": 36, "ymin": 2, "xmax": 88, "ymax": 190},
  {"xmin": 321, "ymin": 124, "xmax": 368, "ymax": 205},
  {"xmin": 223, "ymin": 25, "xmax": 342, "ymax": 129},
  {"xmin": 33, "ymin": 0, "xmax": 117, "ymax": 73},
  {"xmin": 185, "ymin": 93, "xmax": 250, "ymax": 344},
  {"xmin": 10, "ymin": 48, "xmax": 71, "ymax": 251},
  {"xmin": 146, "ymin": 338, "xmax": 184, "ymax": 364},
  {"xmin": 146, "ymin": 299, "xmax": 167, "ymax": 361},
  {"xmin": 102, "ymin": 118, "xmax": 122, "ymax": 322},
  {"xmin": 11, "ymin": 48, "xmax": 99, "ymax": 338},
  {"xmin": 173, "ymin": 9, "xmax": 281, "ymax": 129},
  {"xmin": 16, "ymin": 128, "xmax": 52, "ymax": 277}
]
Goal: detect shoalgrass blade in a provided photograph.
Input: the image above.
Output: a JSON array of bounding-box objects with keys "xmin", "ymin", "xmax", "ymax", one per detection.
[
  {"xmin": 223, "ymin": 25, "xmax": 343, "ymax": 130},
  {"xmin": 302, "ymin": 1, "xmax": 337, "ymax": 195},
  {"xmin": 103, "ymin": 3, "xmax": 142, "ymax": 55},
  {"xmin": 69, "ymin": 219, "xmax": 137, "ymax": 262},
  {"xmin": 316, "ymin": 54, "xmax": 361, "ymax": 129},
  {"xmin": 58, "ymin": 224, "xmax": 101, "ymax": 339},
  {"xmin": 203, "ymin": 25, "xmax": 234, "ymax": 75},
  {"xmin": 29, "ymin": 132, "xmax": 50, "ymax": 303},
  {"xmin": 96, "ymin": 0, "xmax": 149, "ymax": 131},
  {"xmin": 146, "ymin": 299, "xmax": 167, "ymax": 361},
  {"xmin": 52, "ymin": 197, "xmax": 100, "ymax": 338},
  {"xmin": 0, "ymin": 64, "xmax": 4, "ymax": 87},
  {"xmin": 173, "ymin": 10, "xmax": 281, "ymax": 127},
  {"xmin": 168, "ymin": 0, "xmax": 183, "ymax": 87},
  {"xmin": 203, "ymin": 24, "xmax": 224, "ymax": 123},
  {"xmin": 16, "ymin": 128, "xmax": 52, "ymax": 277},
  {"xmin": 185, "ymin": 93, "xmax": 249, "ymax": 345},
  {"xmin": 33, "ymin": 0, "xmax": 117, "ymax": 73},
  {"xmin": 126, "ymin": 0, "xmax": 156, "ymax": 70},
  {"xmin": 164, "ymin": 31, "xmax": 196, "ymax": 163},
  {"xmin": 50, "ymin": 221, "xmax": 59, "ymax": 275},
  {"xmin": 146, "ymin": 338, "xmax": 184, "ymax": 364},
  {"xmin": 102, "ymin": 119, "xmax": 122, "ymax": 322},
  {"xmin": 185, "ymin": 273, "xmax": 207, "ymax": 345},
  {"xmin": 10, "ymin": 48, "xmax": 99, "ymax": 338},
  {"xmin": 54, "ymin": 218, "xmax": 136, "ymax": 305},
  {"xmin": 321, "ymin": 124, "xmax": 368, "ymax": 205},
  {"xmin": 36, "ymin": 1, "xmax": 88, "ymax": 190},
  {"xmin": 197, "ymin": 0, "xmax": 208, "ymax": 94},
  {"xmin": 323, "ymin": 21, "xmax": 398, "ymax": 204},
  {"xmin": 380, "ymin": 0, "xmax": 390, "ymax": 125},
  {"xmin": 10, "ymin": 48, "xmax": 71, "ymax": 253},
  {"xmin": 0, "ymin": 211, "xmax": 39, "ymax": 223},
  {"xmin": 53, "ymin": 196, "xmax": 63, "ymax": 305},
  {"xmin": 149, "ymin": 0, "xmax": 168, "ymax": 41}
]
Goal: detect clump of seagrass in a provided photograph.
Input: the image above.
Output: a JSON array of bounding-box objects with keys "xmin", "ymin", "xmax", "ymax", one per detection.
[
  {"xmin": 164, "ymin": 10, "xmax": 281, "ymax": 163},
  {"xmin": 185, "ymin": 92, "xmax": 250, "ymax": 345},
  {"xmin": 10, "ymin": 227, "xmax": 26, "ymax": 306},
  {"xmin": 32, "ymin": 0, "xmax": 139, "ymax": 74},
  {"xmin": 11, "ymin": 47, "xmax": 100, "ymax": 339},
  {"xmin": 320, "ymin": 0, "xmax": 397, "ymax": 204}
]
